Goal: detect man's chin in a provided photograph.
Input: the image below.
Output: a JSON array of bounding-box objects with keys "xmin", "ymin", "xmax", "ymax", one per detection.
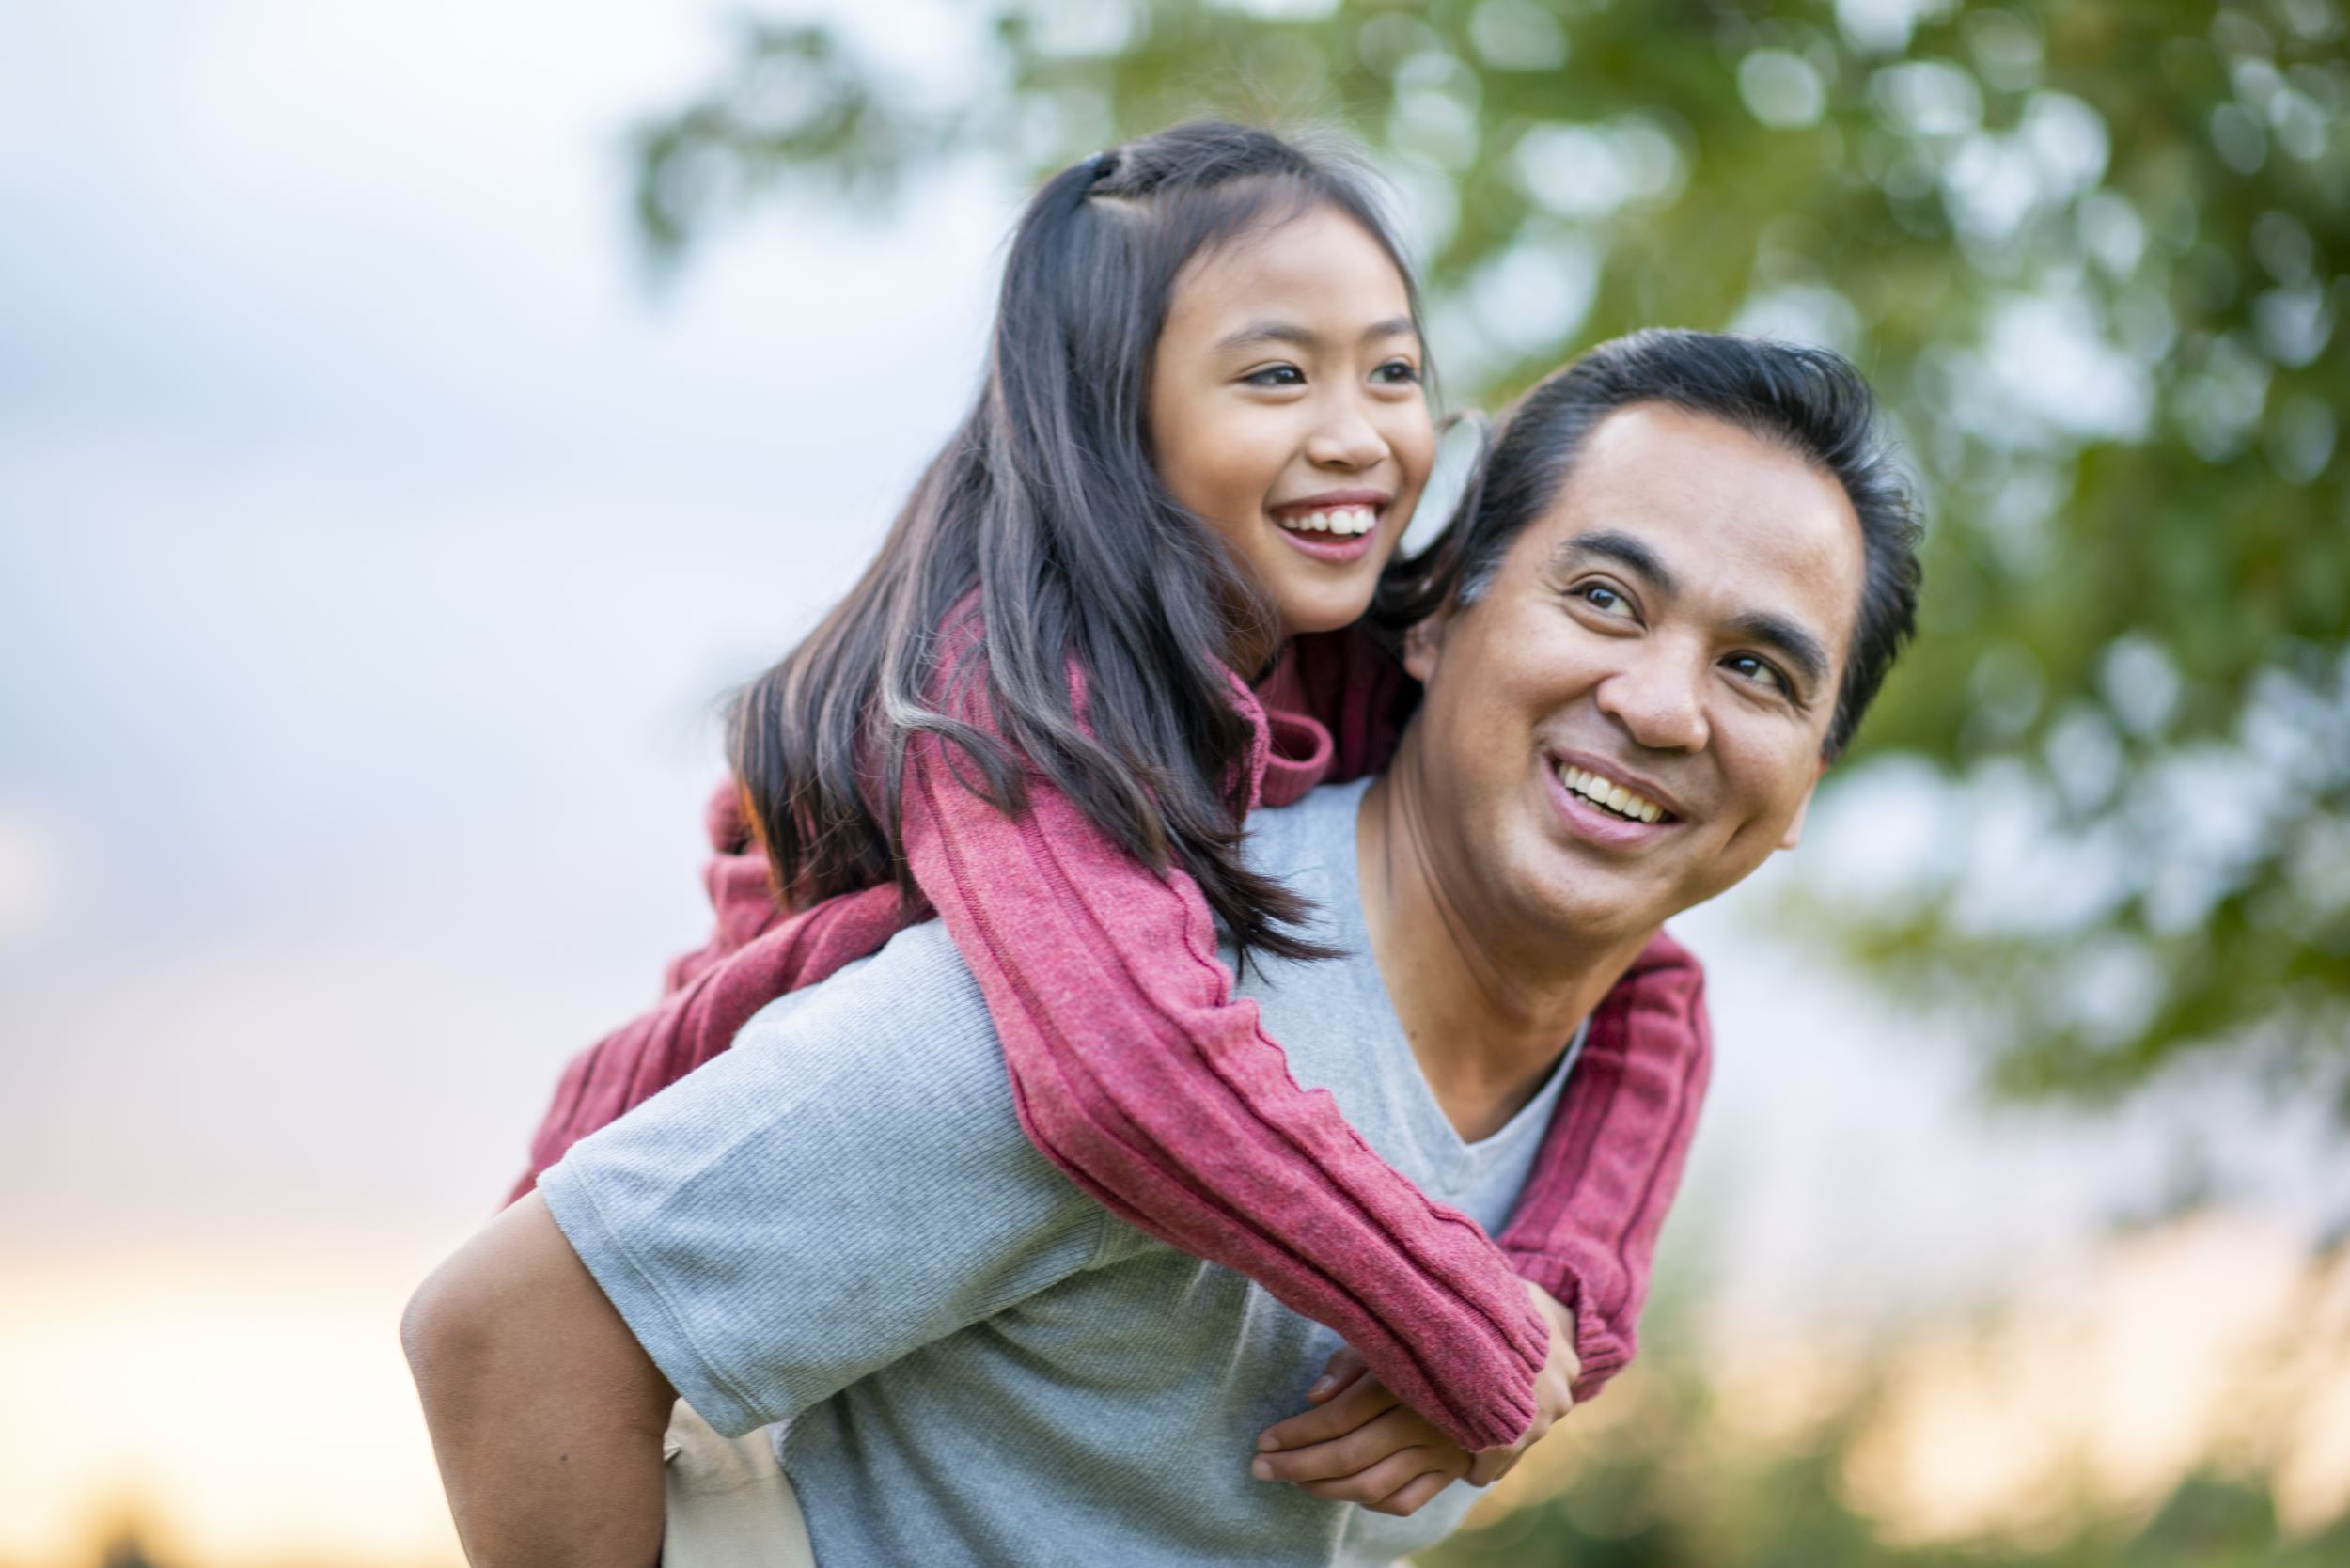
[{"xmin": 1518, "ymin": 870, "xmax": 1672, "ymax": 952}]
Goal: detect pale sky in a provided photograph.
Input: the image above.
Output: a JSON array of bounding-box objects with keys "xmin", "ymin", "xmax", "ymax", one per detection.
[{"xmin": 0, "ymin": 2, "xmax": 2338, "ymax": 1560}]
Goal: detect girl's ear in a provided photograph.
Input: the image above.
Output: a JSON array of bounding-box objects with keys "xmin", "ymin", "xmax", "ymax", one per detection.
[{"xmin": 1402, "ymin": 611, "xmax": 1449, "ymax": 683}]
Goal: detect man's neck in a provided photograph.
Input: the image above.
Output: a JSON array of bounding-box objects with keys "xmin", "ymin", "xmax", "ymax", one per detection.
[{"xmin": 1355, "ymin": 766, "xmax": 1656, "ymax": 1142}]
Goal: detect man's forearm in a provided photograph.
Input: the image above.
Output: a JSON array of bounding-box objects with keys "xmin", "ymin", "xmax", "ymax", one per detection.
[{"xmin": 403, "ymin": 1194, "xmax": 675, "ymax": 1567}]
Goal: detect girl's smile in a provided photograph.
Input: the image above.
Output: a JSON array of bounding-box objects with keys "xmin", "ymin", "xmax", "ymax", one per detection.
[{"xmin": 1268, "ymin": 486, "xmax": 1393, "ymax": 563}]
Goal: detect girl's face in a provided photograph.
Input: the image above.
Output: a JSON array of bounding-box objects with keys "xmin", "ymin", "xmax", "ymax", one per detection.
[{"xmin": 1148, "ymin": 204, "xmax": 1435, "ymax": 655}]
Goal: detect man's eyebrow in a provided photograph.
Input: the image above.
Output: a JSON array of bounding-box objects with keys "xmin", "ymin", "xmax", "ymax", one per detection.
[
  {"xmin": 1553, "ymin": 528, "xmax": 1834, "ymax": 696},
  {"xmin": 1213, "ymin": 316, "xmax": 1420, "ymax": 354},
  {"xmin": 1726, "ymin": 610, "xmax": 1833, "ymax": 696},
  {"xmin": 1549, "ymin": 529, "xmax": 1679, "ymax": 596}
]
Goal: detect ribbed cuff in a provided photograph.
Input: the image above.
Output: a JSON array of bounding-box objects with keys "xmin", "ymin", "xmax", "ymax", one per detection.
[{"xmin": 1505, "ymin": 1247, "xmax": 1630, "ymax": 1405}]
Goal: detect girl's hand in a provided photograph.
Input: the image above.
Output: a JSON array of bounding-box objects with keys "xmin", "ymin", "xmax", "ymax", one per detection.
[
  {"xmin": 1251, "ymin": 1280, "xmax": 1582, "ymax": 1513},
  {"xmin": 1465, "ymin": 1281, "xmax": 1581, "ymax": 1486},
  {"xmin": 1252, "ymin": 1346, "xmax": 1471, "ymax": 1517}
]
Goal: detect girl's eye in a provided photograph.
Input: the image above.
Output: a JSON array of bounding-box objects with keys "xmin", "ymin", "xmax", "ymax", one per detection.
[
  {"xmin": 1723, "ymin": 653, "xmax": 1789, "ymax": 694},
  {"xmin": 1245, "ymin": 365, "xmax": 1306, "ymax": 387},
  {"xmin": 1373, "ymin": 359, "xmax": 1422, "ymax": 385},
  {"xmin": 1575, "ymin": 583, "xmax": 1637, "ymax": 619}
]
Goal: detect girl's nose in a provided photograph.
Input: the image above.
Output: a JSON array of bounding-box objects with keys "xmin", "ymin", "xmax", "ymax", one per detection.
[{"xmin": 1305, "ymin": 401, "xmax": 1390, "ymax": 471}]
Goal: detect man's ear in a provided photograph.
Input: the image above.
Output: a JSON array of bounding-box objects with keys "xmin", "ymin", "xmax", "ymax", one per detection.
[
  {"xmin": 1402, "ymin": 609, "xmax": 1449, "ymax": 684},
  {"xmin": 1777, "ymin": 757, "xmax": 1828, "ymax": 851}
]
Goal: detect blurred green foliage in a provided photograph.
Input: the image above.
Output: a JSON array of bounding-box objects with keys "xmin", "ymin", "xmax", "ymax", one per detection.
[{"xmin": 626, "ymin": 0, "xmax": 2349, "ymax": 1120}]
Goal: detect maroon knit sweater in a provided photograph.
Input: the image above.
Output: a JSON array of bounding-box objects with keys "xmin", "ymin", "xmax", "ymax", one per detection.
[{"xmin": 511, "ymin": 626, "xmax": 1711, "ymax": 1450}]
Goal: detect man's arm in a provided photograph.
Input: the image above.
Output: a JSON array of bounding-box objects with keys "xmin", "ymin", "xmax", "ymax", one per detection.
[
  {"xmin": 402, "ymin": 1193, "xmax": 676, "ymax": 1568},
  {"xmin": 408, "ymin": 922, "xmax": 1108, "ymax": 1560}
]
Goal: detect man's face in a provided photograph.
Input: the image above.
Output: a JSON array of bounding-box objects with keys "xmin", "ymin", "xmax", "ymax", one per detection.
[{"xmin": 1402, "ymin": 401, "xmax": 1866, "ymax": 950}]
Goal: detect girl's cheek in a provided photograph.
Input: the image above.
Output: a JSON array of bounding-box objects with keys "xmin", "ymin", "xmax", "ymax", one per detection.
[{"xmin": 1394, "ymin": 420, "xmax": 1438, "ymax": 488}]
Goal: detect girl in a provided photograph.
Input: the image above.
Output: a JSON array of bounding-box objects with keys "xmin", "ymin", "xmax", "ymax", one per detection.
[{"xmin": 515, "ymin": 121, "xmax": 1709, "ymax": 1460}]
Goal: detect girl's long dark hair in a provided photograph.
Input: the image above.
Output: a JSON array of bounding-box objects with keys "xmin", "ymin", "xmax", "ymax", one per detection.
[{"xmin": 729, "ymin": 122, "xmax": 1427, "ymax": 964}]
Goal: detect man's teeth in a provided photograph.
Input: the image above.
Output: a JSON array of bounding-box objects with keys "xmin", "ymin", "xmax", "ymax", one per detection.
[
  {"xmin": 1558, "ymin": 764, "xmax": 1666, "ymax": 824},
  {"xmin": 1277, "ymin": 506, "xmax": 1378, "ymax": 537}
]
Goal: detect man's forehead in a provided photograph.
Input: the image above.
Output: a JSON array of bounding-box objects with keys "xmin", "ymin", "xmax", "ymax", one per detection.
[{"xmin": 1516, "ymin": 403, "xmax": 1866, "ymax": 666}]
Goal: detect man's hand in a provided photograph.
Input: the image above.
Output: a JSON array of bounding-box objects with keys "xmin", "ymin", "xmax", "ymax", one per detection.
[{"xmin": 1250, "ymin": 1280, "xmax": 1582, "ymax": 1513}]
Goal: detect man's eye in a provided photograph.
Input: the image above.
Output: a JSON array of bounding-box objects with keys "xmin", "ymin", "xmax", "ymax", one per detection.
[
  {"xmin": 1576, "ymin": 584, "xmax": 1636, "ymax": 619},
  {"xmin": 1724, "ymin": 653, "xmax": 1788, "ymax": 693},
  {"xmin": 1245, "ymin": 365, "xmax": 1306, "ymax": 387}
]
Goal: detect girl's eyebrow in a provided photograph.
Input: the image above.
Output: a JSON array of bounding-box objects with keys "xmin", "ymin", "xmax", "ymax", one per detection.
[{"xmin": 1214, "ymin": 316, "xmax": 1419, "ymax": 353}]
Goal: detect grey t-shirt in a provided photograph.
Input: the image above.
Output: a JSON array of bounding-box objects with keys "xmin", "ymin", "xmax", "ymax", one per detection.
[{"xmin": 542, "ymin": 778, "xmax": 1585, "ymax": 1567}]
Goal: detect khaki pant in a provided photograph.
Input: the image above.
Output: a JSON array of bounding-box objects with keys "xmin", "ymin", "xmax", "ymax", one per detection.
[{"xmin": 663, "ymin": 1400, "xmax": 818, "ymax": 1568}]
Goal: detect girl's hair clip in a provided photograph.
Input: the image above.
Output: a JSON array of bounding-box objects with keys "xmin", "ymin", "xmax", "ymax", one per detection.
[{"xmin": 1088, "ymin": 149, "xmax": 1120, "ymax": 185}]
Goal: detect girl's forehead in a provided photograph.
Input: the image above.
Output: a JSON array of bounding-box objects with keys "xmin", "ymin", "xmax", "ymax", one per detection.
[{"xmin": 1166, "ymin": 206, "xmax": 1415, "ymax": 332}]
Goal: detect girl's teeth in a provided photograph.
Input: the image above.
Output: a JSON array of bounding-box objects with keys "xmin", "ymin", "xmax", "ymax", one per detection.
[{"xmin": 1282, "ymin": 507, "xmax": 1376, "ymax": 537}]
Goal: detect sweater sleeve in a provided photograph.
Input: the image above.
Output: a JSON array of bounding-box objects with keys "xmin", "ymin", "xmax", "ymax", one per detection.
[
  {"xmin": 1495, "ymin": 932, "xmax": 1712, "ymax": 1403},
  {"xmin": 895, "ymin": 699, "xmax": 1553, "ymax": 1452}
]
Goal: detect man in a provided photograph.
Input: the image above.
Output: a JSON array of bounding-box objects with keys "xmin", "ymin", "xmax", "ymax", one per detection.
[{"xmin": 403, "ymin": 330, "xmax": 1923, "ymax": 1566}]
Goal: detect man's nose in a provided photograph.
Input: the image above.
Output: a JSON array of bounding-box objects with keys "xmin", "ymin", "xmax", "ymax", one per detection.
[
  {"xmin": 1304, "ymin": 397, "xmax": 1390, "ymax": 471},
  {"xmin": 1595, "ymin": 643, "xmax": 1710, "ymax": 754}
]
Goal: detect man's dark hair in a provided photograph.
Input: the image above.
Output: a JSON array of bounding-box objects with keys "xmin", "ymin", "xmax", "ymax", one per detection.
[{"xmin": 1379, "ymin": 329, "xmax": 1923, "ymax": 758}]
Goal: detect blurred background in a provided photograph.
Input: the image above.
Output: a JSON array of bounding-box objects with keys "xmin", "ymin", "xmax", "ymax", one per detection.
[{"xmin": 2, "ymin": 0, "xmax": 2344, "ymax": 1563}]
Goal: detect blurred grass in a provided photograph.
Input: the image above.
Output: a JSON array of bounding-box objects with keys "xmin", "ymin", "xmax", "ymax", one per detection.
[
  {"xmin": 1432, "ymin": 1474, "xmax": 2350, "ymax": 1568},
  {"xmin": 1424, "ymin": 1219, "xmax": 2350, "ymax": 1565}
]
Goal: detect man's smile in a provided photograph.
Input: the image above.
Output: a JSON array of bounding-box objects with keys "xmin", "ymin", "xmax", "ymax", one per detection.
[
  {"xmin": 1548, "ymin": 751, "xmax": 1681, "ymax": 824},
  {"xmin": 1543, "ymin": 769, "xmax": 1677, "ymax": 849},
  {"xmin": 1536, "ymin": 745, "xmax": 1689, "ymax": 851}
]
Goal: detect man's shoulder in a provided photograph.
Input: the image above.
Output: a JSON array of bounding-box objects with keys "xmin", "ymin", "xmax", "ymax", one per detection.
[
  {"xmin": 736, "ymin": 918, "xmax": 991, "ymax": 1069},
  {"xmin": 1239, "ymin": 777, "xmax": 1368, "ymax": 888},
  {"xmin": 1229, "ymin": 779, "xmax": 1410, "ymax": 1104},
  {"xmin": 720, "ymin": 917, "xmax": 1042, "ymax": 1157},
  {"xmin": 575, "ymin": 917, "xmax": 1023, "ymax": 1190},
  {"xmin": 542, "ymin": 914, "xmax": 1108, "ymax": 1437}
]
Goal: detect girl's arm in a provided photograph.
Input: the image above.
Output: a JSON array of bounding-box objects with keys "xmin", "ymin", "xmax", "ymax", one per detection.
[
  {"xmin": 1494, "ymin": 932, "xmax": 1710, "ymax": 1403},
  {"xmin": 898, "ymin": 685, "xmax": 1554, "ymax": 1452}
]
